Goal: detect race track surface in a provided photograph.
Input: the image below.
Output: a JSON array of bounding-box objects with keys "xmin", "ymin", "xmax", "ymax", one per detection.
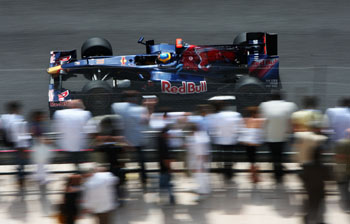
[{"xmin": 0, "ymin": 0, "xmax": 350, "ymax": 114}]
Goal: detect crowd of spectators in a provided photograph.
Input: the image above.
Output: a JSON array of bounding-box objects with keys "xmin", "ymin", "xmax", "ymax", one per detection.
[{"xmin": 1, "ymin": 90, "xmax": 350, "ymax": 223}]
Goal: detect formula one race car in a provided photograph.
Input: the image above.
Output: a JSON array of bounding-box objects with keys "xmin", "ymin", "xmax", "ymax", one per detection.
[{"xmin": 47, "ymin": 32, "xmax": 280, "ymax": 116}]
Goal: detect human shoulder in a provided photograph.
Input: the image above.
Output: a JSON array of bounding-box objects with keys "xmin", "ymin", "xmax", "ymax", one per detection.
[
  {"xmin": 294, "ymin": 131, "xmax": 313, "ymax": 139},
  {"xmin": 220, "ymin": 110, "xmax": 240, "ymax": 117},
  {"xmin": 111, "ymin": 102, "xmax": 129, "ymax": 114},
  {"xmin": 312, "ymin": 133, "xmax": 327, "ymax": 142},
  {"xmin": 286, "ymin": 101, "xmax": 298, "ymax": 111},
  {"xmin": 259, "ymin": 100, "xmax": 276, "ymax": 112},
  {"xmin": 53, "ymin": 109, "xmax": 64, "ymax": 119}
]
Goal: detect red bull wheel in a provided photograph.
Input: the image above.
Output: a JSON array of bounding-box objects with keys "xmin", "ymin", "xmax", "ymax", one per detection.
[
  {"xmin": 235, "ymin": 76, "xmax": 267, "ymax": 115},
  {"xmin": 81, "ymin": 37, "xmax": 113, "ymax": 58},
  {"xmin": 82, "ymin": 81, "xmax": 113, "ymax": 116}
]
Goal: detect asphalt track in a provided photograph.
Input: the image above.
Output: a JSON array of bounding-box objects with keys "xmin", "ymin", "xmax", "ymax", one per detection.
[{"xmin": 0, "ymin": 0, "xmax": 350, "ymax": 115}]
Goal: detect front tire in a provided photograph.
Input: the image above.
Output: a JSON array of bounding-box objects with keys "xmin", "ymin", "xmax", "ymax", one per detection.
[
  {"xmin": 82, "ymin": 81, "xmax": 113, "ymax": 116},
  {"xmin": 81, "ymin": 37, "xmax": 113, "ymax": 58}
]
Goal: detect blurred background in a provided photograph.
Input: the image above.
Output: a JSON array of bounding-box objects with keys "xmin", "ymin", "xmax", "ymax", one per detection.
[
  {"xmin": 0, "ymin": 0, "xmax": 350, "ymax": 114},
  {"xmin": 1, "ymin": 1, "xmax": 350, "ymax": 223}
]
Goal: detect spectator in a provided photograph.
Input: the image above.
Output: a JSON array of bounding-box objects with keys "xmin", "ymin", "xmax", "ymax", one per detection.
[
  {"xmin": 187, "ymin": 104, "xmax": 215, "ymax": 132},
  {"xmin": 325, "ymin": 97, "xmax": 350, "ymax": 143},
  {"xmin": 186, "ymin": 123, "xmax": 211, "ymax": 200},
  {"xmin": 60, "ymin": 174, "xmax": 82, "ymax": 224},
  {"xmin": 53, "ymin": 100, "xmax": 92, "ymax": 172},
  {"xmin": 30, "ymin": 110, "xmax": 52, "ymax": 185},
  {"xmin": 334, "ymin": 129, "xmax": 350, "ymax": 212},
  {"xmin": 7, "ymin": 102, "xmax": 31, "ymax": 191},
  {"xmin": 157, "ymin": 126, "xmax": 175, "ymax": 204},
  {"xmin": 207, "ymin": 100, "xmax": 244, "ymax": 182},
  {"xmin": 239, "ymin": 106, "xmax": 265, "ymax": 183},
  {"xmin": 325, "ymin": 97, "xmax": 350, "ymax": 212},
  {"xmin": 259, "ymin": 91, "xmax": 297, "ymax": 183},
  {"xmin": 292, "ymin": 96, "xmax": 325, "ymax": 133},
  {"xmin": 82, "ymin": 167, "xmax": 118, "ymax": 224},
  {"xmin": 89, "ymin": 114, "xmax": 128, "ymax": 204},
  {"xmin": 293, "ymin": 121, "xmax": 328, "ymax": 167},
  {"xmin": 301, "ymin": 148, "xmax": 331, "ymax": 224},
  {"xmin": 112, "ymin": 90, "xmax": 149, "ymax": 187},
  {"xmin": 0, "ymin": 101, "xmax": 24, "ymax": 147}
]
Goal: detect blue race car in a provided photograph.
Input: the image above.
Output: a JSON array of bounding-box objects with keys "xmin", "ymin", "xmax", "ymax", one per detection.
[{"xmin": 47, "ymin": 32, "xmax": 279, "ymax": 116}]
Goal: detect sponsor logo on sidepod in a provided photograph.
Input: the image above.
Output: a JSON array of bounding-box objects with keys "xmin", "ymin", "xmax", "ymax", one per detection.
[{"xmin": 161, "ymin": 80, "xmax": 207, "ymax": 94}]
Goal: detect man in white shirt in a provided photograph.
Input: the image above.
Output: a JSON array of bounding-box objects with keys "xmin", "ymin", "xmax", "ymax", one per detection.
[
  {"xmin": 207, "ymin": 101, "xmax": 244, "ymax": 181},
  {"xmin": 0, "ymin": 101, "xmax": 30, "ymax": 190},
  {"xmin": 259, "ymin": 91, "xmax": 297, "ymax": 183},
  {"xmin": 83, "ymin": 167, "xmax": 118, "ymax": 224},
  {"xmin": 53, "ymin": 100, "xmax": 92, "ymax": 171},
  {"xmin": 8, "ymin": 103, "xmax": 31, "ymax": 191},
  {"xmin": 0, "ymin": 101, "xmax": 25, "ymax": 147}
]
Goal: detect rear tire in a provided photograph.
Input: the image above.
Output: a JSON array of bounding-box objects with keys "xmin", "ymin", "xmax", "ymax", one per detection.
[
  {"xmin": 235, "ymin": 76, "xmax": 267, "ymax": 115},
  {"xmin": 81, "ymin": 37, "xmax": 113, "ymax": 58},
  {"xmin": 82, "ymin": 81, "xmax": 113, "ymax": 116}
]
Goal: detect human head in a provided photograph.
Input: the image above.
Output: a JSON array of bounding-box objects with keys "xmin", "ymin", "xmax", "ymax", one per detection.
[
  {"xmin": 6, "ymin": 101, "xmax": 22, "ymax": 114},
  {"xmin": 270, "ymin": 90, "xmax": 284, "ymax": 101},
  {"xmin": 245, "ymin": 106, "xmax": 259, "ymax": 118},
  {"xmin": 196, "ymin": 104, "xmax": 214, "ymax": 116},
  {"xmin": 211, "ymin": 100, "xmax": 226, "ymax": 113},
  {"xmin": 302, "ymin": 96, "xmax": 318, "ymax": 109},
  {"xmin": 30, "ymin": 110, "xmax": 45, "ymax": 122},
  {"xmin": 338, "ymin": 97, "xmax": 350, "ymax": 107}
]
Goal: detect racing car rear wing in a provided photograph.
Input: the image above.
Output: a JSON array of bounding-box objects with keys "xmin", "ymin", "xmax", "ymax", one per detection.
[
  {"xmin": 244, "ymin": 32, "xmax": 278, "ymax": 56},
  {"xmin": 245, "ymin": 33, "xmax": 280, "ymax": 89}
]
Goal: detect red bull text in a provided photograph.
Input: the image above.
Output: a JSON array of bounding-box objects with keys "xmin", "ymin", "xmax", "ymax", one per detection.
[{"xmin": 161, "ymin": 80, "xmax": 207, "ymax": 94}]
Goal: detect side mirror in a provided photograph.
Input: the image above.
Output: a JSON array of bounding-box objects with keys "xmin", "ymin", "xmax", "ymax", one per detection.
[{"xmin": 138, "ymin": 36, "xmax": 145, "ymax": 45}]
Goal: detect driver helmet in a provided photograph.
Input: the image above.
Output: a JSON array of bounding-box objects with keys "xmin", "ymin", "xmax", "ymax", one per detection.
[{"xmin": 158, "ymin": 52, "xmax": 172, "ymax": 63}]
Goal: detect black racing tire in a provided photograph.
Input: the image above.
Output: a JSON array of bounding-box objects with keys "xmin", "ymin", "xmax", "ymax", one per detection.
[
  {"xmin": 82, "ymin": 81, "xmax": 113, "ymax": 116},
  {"xmin": 233, "ymin": 32, "xmax": 247, "ymax": 45},
  {"xmin": 235, "ymin": 76, "xmax": 267, "ymax": 115},
  {"xmin": 81, "ymin": 37, "xmax": 113, "ymax": 58}
]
